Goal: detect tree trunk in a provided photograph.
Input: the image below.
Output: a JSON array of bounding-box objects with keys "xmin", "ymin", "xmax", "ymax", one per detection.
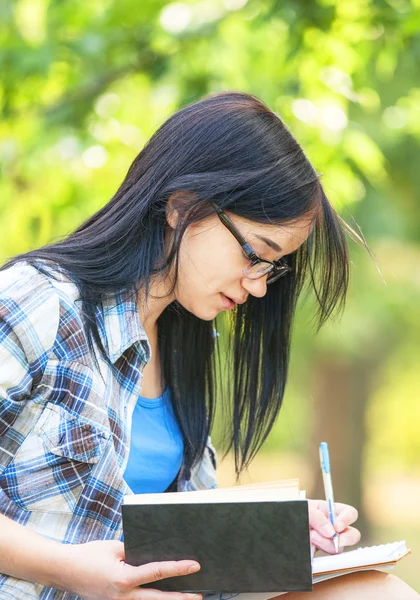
[{"xmin": 308, "ymin": 356, "xmax": 374, "ymax": 539}]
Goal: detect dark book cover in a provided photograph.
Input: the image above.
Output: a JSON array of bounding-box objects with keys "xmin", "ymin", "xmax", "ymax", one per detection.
[{"xmin": 122, "ymin": 500, "xmax": 312, "ymax": 593}]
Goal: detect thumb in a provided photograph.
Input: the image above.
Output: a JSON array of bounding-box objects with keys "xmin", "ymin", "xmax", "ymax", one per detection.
[{"xmin": 128, "ymin": 560, "xmax": 201, "ymax": 587}]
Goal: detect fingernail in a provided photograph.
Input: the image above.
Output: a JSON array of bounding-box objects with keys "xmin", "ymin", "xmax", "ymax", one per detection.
[
  {"xmin": 321, "ymin": 523, "xmax": 335, "ymax": 537},
  {"xmin": 188, "ymin": 564, "xmax": 200, "ymax": 574}
]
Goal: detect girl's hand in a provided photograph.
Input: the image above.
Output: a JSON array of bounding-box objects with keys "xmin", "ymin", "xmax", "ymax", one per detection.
[
  {"xmin": 308, "ymin": 499, "xmax": 361, "ymax": 554},
  {"xmin": 60, "ymin": 540, "xmax": 201, "ymax": 600}
]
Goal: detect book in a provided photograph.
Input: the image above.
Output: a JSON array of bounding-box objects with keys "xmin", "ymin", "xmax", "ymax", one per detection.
[
  {"xmin": 122, "ymin": 482, "xmax": 410, "ymax": 594},
  {"xmin": 122, "ymin": 480, "xmax": 313, "ymax": 593},
  {"xmin": 312, "ymin": 540, "xmax": 410, "ymax": 583}
]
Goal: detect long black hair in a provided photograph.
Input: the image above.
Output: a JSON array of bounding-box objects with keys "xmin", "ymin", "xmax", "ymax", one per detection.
[{"xmin": 3, "ymin": 91, "xmax": 348, "ymax": 476}]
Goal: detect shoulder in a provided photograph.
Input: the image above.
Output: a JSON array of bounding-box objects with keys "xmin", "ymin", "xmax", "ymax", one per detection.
[{"xmin": 0, "ymin": 260, "xmax": 83, "ymax": 362}]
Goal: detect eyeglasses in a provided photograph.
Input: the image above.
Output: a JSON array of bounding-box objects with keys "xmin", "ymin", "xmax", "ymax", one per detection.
[{"xmin": 213, "ymin": 203, "xmax": 291, "ymax": 283}]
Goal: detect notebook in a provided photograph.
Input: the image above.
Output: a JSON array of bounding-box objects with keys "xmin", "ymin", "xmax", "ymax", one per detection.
[
  {"xmin": 122, "ymin": 480, "xmax": 313, "ymax": 593},
  {"xmin": 312, "ymin": 540, "xmax": 410, "ymax": 583}
]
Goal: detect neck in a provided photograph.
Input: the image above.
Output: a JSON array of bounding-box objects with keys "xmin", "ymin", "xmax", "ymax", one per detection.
[{"xmin": 136, "ymin": 274, "xmax": 175, "ymax": 339}]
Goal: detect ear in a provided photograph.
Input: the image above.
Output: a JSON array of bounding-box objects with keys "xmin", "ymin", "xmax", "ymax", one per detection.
[
  {"xmin": 165, "ymin": 192, "xmax": 185, "ymax": 230},
  {"xmin": 166, "ymin": 190, "xmax": 198, "ymax": 230}
]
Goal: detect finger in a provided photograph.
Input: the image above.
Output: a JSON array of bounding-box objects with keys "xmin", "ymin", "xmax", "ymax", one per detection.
[
  {"xmin": 133, "ymin": 589, "xmax": 201, "ymax": 600},
  {"xmin": 310, "ymin": 526, "xmax": 361, "ymax": 554},
  {"xmin": 310, "ymin": 500, "xmax": 358, "ymax": 519},
  {"xmin": 308, "ymin": 505, "xmax": 336, "ymax": 539},
  {"xmin": 136, "ymin": 560, "xmax": 201, "ymax": 586},
  {"xmin": 310, "ymin": 529, "xmax": 342, "ymax": 554},
  {"xmin": 309, "ymin": 501, "xmax": 358, "ymax": 532},
  {"xmin": 336, "ymin": 526, "xmax": 361, "ymax": 548},
  {"xmin": 334, "ymin": 506, "xmax": 359, "ymax": 532}
]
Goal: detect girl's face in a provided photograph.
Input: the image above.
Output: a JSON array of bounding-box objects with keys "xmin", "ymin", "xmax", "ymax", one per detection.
[{"xmin": 170, "ymin": 210, "xmax": 315, "ymax": 321}]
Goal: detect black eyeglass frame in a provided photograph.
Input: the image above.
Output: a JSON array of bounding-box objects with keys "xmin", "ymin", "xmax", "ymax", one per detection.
[{"xmin": 212, "ymin": 203, "xmax": 291, "ymax": 283}]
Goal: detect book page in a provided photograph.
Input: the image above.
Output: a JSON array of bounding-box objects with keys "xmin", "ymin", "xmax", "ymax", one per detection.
[
  {"xmin": 221, "ymin": 479, "xmax": 300, "ymax": 491},
  {"xmin": 124, "ymin": 486, "xmax": 303, "ymax": 504},
  {"xmin": 313, "ymin": 541, "xmax": 409, "ymax": 575}
]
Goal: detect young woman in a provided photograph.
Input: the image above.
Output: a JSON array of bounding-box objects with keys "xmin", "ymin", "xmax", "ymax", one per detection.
[{"xmin": 0, "ymin": 91, "xmax": 418, "ymax": 600}]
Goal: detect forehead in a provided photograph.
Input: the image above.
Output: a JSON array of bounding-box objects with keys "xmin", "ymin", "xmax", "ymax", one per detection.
[{"xmin": 233, "ymin": 212, "xmax": 316, "ymax": 254}]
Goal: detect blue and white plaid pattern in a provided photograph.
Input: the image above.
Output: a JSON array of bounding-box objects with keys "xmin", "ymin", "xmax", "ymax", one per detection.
[{"xmin": 0, "ymin": 261, "xmax": 217, "ymax": 599}]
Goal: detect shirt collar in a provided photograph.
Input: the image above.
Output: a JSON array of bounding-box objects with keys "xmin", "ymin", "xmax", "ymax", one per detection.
[
  {"xmin": 100, "ymin": 290, "xmax": 151, "ymax": 364},
  {"xmin": 30, "ymin": 259, "xmax": 151, "ymax": 365}
]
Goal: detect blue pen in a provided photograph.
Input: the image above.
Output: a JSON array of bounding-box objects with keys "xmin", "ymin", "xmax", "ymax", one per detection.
[{"xmin": 319, "ymin": 442, "xmax": 339, "ymax": 553}]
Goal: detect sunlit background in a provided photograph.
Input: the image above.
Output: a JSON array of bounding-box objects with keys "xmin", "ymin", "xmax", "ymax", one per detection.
[{"xmin": 1, "ymin": 0, "xmax": 419, "ymax": 589}]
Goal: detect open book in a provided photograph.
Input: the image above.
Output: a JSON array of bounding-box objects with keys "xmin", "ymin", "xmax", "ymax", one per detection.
[
  {"xmin": 122, "ymin": 480, "xmax": 410, "ymax": 594},
  {"xmin": 313, "ymin": 540, "xmax": 410, "ymax": 583}
]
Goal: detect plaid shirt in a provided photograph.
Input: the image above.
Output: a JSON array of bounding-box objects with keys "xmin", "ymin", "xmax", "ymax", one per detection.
[{"xmin": 0, "ymin": 260, "xmax": 217, "ymax": 599}]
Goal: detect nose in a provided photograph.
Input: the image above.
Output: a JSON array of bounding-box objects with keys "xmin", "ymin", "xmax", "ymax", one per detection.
[{"xmin": 241, "ymin": 275, "xmax": 268, "ymax": 298}]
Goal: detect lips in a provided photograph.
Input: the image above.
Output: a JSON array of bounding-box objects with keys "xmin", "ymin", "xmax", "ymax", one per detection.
[
  {"xmin": 231, "ymin": 296, "xmax": 247, "ymax": 305},
  {"xmin": 227, "ymin": 294, "xmax": 247, "ymax": 305},
  {"xmin": 220, "ymin": 293, "xmax": 236, "ymax": 310},
  {"xmin": 220, "ymin": 293, "xmax": 247, "ymax": 309}
]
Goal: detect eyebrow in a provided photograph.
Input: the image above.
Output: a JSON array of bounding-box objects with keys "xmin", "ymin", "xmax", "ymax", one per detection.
[{"xmin": 254, "ymin": 234, "xmax": 282, "ymax": 253}]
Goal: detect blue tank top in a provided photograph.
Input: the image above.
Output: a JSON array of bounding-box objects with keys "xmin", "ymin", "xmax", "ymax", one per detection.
[{"xmin": 123, "ymin": 387, "xmax": 184, "ymax": 494}]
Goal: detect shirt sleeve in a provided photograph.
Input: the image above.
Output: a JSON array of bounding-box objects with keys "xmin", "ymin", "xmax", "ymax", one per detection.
[{"xmin": 0, "ymin": 263, "xmax": 60, "ymax": 443}]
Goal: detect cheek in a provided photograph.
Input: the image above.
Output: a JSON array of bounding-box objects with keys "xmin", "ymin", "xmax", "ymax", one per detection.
[
  {"xmin": 175, "ymin": 269, "xmax": 222, "ymax": 320},
  {"xmin": 179, "ymin": 233, "xmax": 232, "ymax": 289},
  {"xmin": 174, "ymin": 239, "xmax": 239, "ymax": 319}
]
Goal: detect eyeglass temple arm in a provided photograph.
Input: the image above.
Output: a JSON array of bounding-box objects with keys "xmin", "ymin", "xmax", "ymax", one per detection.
[{"xmin": 212, "ymin": 203, "xmax": 258, "ymax": 259}]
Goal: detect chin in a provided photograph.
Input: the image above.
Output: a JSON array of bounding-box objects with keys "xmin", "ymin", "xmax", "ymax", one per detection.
[
  {"xmin": 179, "ymin": 301, "xmax": 218, "ymax": 321},
  {"xmin": 193, "ymin": 308, "xmax": 218, "ymax": 321}
]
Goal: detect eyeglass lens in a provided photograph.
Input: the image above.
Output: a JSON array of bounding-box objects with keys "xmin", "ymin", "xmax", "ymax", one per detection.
[
  {"xmin": 244, "ymin": 262, "xmax": 289, "ymax": 282},
  {"xmin": 245, "ymin": 262, "xmax": 273, "ymax": 278}
]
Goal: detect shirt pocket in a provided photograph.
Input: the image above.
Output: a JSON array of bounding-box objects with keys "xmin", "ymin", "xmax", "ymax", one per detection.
[{"xmin": 0, "ymin": 403, "xmax": 111, "ymax": 513}]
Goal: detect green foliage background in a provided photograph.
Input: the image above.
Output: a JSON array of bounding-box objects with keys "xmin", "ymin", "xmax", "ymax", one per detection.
[{"xmin": 1, "ymin": 0, "xmax": 420, "ymax": 586}]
